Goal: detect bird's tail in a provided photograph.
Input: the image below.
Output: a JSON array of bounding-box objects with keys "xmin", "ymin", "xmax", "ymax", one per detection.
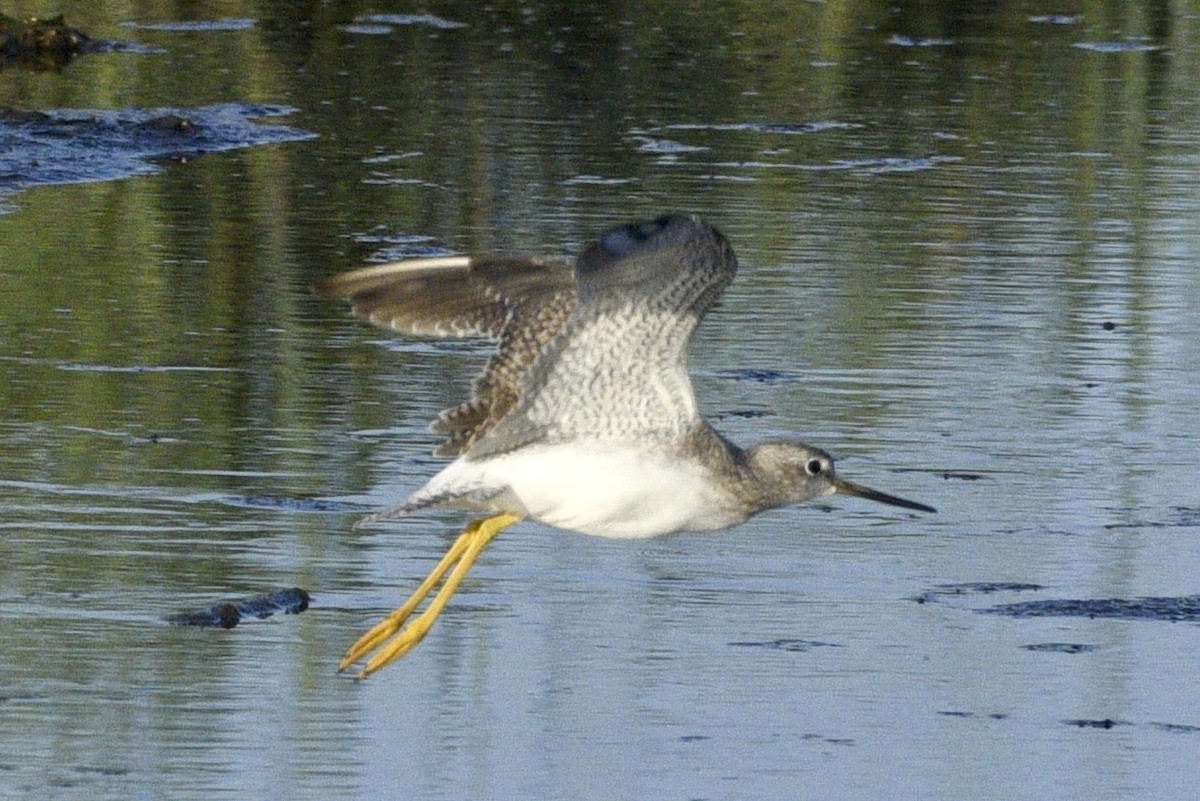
[{"xmin": 351, "ymin": 486, "xmax": 501, "ymax": 530}]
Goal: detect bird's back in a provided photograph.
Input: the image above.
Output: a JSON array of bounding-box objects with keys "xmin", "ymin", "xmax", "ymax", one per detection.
[{"xmin": 466, "ymin": 214, "xmax": 738, "ymax": 458}]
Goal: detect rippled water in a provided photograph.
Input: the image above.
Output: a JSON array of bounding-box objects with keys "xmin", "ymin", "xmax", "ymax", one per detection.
[{"xmin": 2, "ymin": 3, "xmax": 1199, "ymax": 800}]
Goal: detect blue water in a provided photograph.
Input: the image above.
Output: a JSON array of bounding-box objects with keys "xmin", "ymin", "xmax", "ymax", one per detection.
[{"xmin": 2, "ymin": 3, "xmax": 1199, "ymax": 799}]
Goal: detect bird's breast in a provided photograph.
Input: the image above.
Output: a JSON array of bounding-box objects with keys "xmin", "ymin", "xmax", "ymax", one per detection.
[{"xmin": 459, "ymin": 441, "xmax": 748, "ymax": 538}]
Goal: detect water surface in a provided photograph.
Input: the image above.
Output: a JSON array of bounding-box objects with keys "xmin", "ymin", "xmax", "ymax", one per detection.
[{"xmin": 2, "ymin": 3, "xmax": 1199, "ymax": 799}]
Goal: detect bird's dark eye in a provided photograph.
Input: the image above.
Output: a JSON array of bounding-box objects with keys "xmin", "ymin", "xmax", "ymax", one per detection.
[{"xmin": 805, "ymin": 458, "xmax": 824, "ymax": 476}]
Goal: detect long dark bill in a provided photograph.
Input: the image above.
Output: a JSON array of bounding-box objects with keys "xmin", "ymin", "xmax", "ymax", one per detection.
[{"xmin": 833, "ymin": 478, "xmax": 937, "ymax": 514}]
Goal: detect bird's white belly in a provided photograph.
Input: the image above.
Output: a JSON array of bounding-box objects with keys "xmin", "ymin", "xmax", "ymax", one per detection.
[{"xmin": 437, "ymin": 442, "xmax": 745, "ymax": 538}]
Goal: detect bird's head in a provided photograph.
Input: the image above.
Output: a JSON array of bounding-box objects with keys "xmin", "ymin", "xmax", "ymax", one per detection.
[{"xmin": 745, "ymin": 441, "xmax": 936, "ymax": 514}]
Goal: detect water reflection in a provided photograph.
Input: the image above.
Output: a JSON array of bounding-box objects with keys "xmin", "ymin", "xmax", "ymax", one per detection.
[{"xmin": 1, "ymin": 1, "xmax": 1199, "ymax": 799}]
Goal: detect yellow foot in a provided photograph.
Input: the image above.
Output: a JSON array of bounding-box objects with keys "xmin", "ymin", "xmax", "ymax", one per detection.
[{"xmin": 339, "ymin": 512, "xmax": 521, "ymax": 679}]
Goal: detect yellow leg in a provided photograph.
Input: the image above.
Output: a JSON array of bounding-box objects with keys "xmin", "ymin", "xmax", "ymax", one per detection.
[{"xmin": 339, "ymin": 513, "xmax": 521, "ymax": 678}]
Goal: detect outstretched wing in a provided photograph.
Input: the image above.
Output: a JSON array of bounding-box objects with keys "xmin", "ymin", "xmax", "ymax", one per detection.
[
  {"xmin": 315, "ymin": 255, "xmax": 576, "ymax": 456},
  {"xmin": 467, "ymin": 214, "xmax": 738, "ymax": 458}
]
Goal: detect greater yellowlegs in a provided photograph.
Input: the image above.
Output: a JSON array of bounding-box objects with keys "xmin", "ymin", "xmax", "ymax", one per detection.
[{"xmin": 318, "ymin": 214, "xmax": 935, "ymax": 678}]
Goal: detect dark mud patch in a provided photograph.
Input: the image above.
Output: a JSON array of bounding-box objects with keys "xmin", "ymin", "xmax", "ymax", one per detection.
[
  {"xmin": 166, "ymin": 587, "xmax": 310, "ymax": 628},
  {"xmin": 1, "ymin": 14, "xmax": 152, "ymax": 69},
  {"xmin": 2, "ymin": 14, "xmax": 98, "ymax": 68},
  {"xmin": 0, "ymin": 103, "xmax": 316, "ymax": 213},
  {"xmin": 917, "ymin": 582, "xmax": 1200, "ymax": 623},
  {"xmin": 985, "ymin": 593, "xmax": 1200, "ymax": 622}
]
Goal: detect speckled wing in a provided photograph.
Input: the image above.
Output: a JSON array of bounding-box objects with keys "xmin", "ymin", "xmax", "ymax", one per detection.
[
  {"xmin": 467, "ymin": 214, "xmax": 739, "ymax": 458},
  {"xmin": 315, "ymin": 255, "xmax": 576, "ymax": 456}
]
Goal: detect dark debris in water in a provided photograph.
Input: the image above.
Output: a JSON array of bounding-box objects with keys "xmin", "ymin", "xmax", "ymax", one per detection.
[
  {"xmin": 1067, "ymin": 719, "xmax": 1200, "ymax": 733},
  {"xmin": 985, "ymin": 594, "xmax": 1200, "ymax": 622},
  {"xmin": 800, "ymin": 733, "xmax": 855, "ymax": 747},
  {"xmin": 713, "ymin": 409, "xmax": 774, "ymax": 421},
  {"xmin": 1065, "ymin": 718, "xmax": 1129, "ymax": 730},
  {"xmin": 728, "ymin": 638, "xmax": 841, "ymax": 652},
  {"xmin": 0, "ymin": 103, "xmax": 316, "ymax": 212},
  {"xmin": 222, "ymin": 495, "xmax": 357, "ymax": 513},
  {"xmin": 912, "ymin": 582, "xmax": 1043, "ymax": 604},
  {"xmin": 1104, "ymin": 506, "xmax": 1200, "ymax": 531},
  {"xmin": 937, "ymin": 710, "xmax": 1008, "ymax": 721},
  {"xmin": 717, "ymin": 367, "xmax": 798, "ymax": 384},
  {"xmin": 939, "ymin": 471, "xmax": 984, "ymax": 481},
  {"xmin": 938, "ymin": 711, "xmax": 1200, "ymax": 734},
  {"xmin": 916, "ymin": 582, "xmax": 1200, "ymax": 624},
  {"xmin": 1021, "ymin": 642, "xmax": 1099, "ymax": 654},
  {"xmin": 1150, "ymin": 722, "xmax": 1200, "ymax": 735},
  {"xmin": 72, "ymin": 765, "xmax": 130, "ymax": 777},
  {"xmin": 166, "ymin": 587, "xmax": 310, "ymax": 629}
]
